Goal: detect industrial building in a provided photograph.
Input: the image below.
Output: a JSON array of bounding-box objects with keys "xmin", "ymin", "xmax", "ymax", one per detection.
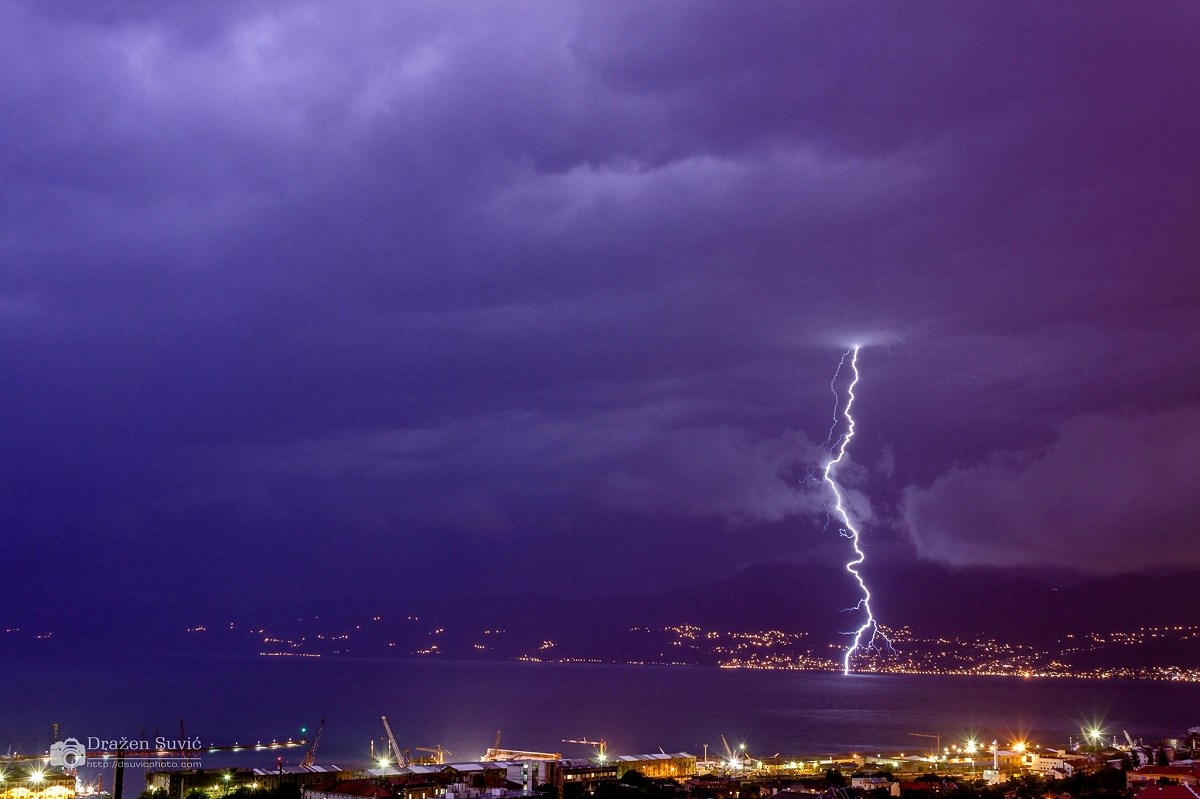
[
  {"xmin": 147, "ymin": 765, "xmax": 360, "ymax": 799},
  {"xmin": 608, "ymin": 753, "xmax": 698, "ymax": 779},
  {"xmin": 0, "ymin": 766, "xmax": 75, "ymax": 799}
]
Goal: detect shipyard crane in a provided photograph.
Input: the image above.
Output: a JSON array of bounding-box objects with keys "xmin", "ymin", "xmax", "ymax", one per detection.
[
  {"xmin": 300, "ymin": 717, "xmax": 325, "ymax": 768},
  {"xmin": 563, "ymin": 738, "xmax": 608, "ymax": 760},
  {"xmin": 719, "ymin": 735, "xmax": 751, "ymax": 770},
  {"xmin": 381, "ymin": 716, "xmax": 405, "ymax": 767},
  {"xmin": 908, "ymin": 733, "xmax": 941, "ymax": 760},
  {"xmin": 414, "ymin": 745, "xmax": 451, "ymax": 765},
  {"xmin": 180, "ymin": 718, "xmax": 194, "ymax": 764},
  {"xmin": 482, "ymin": 724, "xmax": 561, "ymax": 763}
]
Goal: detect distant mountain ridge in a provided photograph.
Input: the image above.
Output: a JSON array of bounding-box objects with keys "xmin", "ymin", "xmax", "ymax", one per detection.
[
  {"xmin": 402, "ymin": 560, "xmax": 1196, "ymax": 645},
  {"xmin": 8, "ymin": 562, "xmax": 1197, "ymax": 669}
]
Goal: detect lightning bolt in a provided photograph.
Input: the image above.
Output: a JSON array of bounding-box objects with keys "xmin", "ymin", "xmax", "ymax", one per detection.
[{"xmin": 821, "ymin": 345, "xmax": 891, "ymax": 674}]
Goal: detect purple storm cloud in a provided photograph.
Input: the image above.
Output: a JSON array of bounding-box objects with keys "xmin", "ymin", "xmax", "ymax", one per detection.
[{"xmin": 1, "ymin": 1, "xmax": 1198, "ymax": 608}]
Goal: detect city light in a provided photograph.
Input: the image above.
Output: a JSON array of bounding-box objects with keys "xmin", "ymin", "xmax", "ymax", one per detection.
[
  {"xmin": 965, "ymin": 740, "xmax": 978, "ymax": 754},
  {"xmin": 30, "ymin": 771, "xmax": 45, "ymax": 784},
  {"xmin": 1012, "ymin": 741, "xmax": 1026, "ymax": 753}
]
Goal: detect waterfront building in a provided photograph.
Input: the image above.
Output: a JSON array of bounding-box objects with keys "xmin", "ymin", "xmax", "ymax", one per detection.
[
  {"xmin": 0, "ymin": 767, "xmax": 74, "ymax": 799},
  {"xmin": 609, "ymin": 753, "xmax": 697, "ymax": 779},
  {"xmin": 147, "ymin": 765, "xmax": 360, "ymax": 798},
  {"xmin": 1128, "ymin": 765, "xmax": 1200, "ymax": 789}
]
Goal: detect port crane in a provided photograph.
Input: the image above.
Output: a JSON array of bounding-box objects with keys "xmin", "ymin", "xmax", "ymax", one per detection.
[
  {"xmin": 482, "ymin": 730, "xmax": 560, "ymax": 763},
  {"xmin": 562, "ymin": 738, "xmax": 608, "ymax": 759},
  {"xmin": 908, "ymin": 733, "xmax": 941, "ymax": 760},
  {"xmin": 300, "ymin": 717, "xmax": 325, "ymax": 768},
  {"xmin": 380, "ymin": 716, "xmax": 406, "ymax": 767},
  {"xmin": 719, "ymin": 735, "xmax": 753, "ymax": 770},
  {"xmin": 413, "ymin": 745, "xmax": 452, "ymax": 765}
]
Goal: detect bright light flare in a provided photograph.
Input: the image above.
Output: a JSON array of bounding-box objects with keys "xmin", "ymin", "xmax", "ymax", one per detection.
[{"xmin": 821, "ymin": 345, "xmax": 892, "ymax": 673}]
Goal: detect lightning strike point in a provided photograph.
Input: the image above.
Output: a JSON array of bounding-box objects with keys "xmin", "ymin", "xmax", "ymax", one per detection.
[{"xmin": 821, "ymin": 345, "xmax": 892, "ymax": 674}]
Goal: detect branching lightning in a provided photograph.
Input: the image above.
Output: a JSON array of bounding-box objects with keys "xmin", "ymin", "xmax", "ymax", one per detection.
[{"xmin": 821, "ymin": 345, "xmax": 891, "ymax": 674}]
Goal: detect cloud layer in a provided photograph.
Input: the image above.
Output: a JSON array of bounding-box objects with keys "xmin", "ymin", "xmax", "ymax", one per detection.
[
  {"xmin": 904, "ymin": 410, "xmax": 1200, "ymax": 572},
  {"xmin": 1, "ymin": 2, "xmax": 1198, "ymax": 605}
]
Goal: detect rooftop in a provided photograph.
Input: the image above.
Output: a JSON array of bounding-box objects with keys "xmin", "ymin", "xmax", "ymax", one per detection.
[{"xmin": 1134, "ymin": 786, "xmax": 1200, "ymax": 799}]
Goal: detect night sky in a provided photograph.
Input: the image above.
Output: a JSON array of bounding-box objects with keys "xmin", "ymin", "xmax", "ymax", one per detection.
[{"xmin": 3, "ymin": 2, "xmax": 1199, "ymax": 615}]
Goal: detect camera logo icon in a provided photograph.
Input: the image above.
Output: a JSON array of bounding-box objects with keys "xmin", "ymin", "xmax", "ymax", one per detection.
[{"xmin": 49, "ymin": 738, "xmax": 87, "ymax": 768}]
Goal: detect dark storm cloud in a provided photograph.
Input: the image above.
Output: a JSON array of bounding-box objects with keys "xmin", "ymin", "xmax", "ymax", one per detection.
[
  {"xmin": 2, "ymin": 1, "xmax": 1198, "ymax": 605},
  {"xmin": 904, "ymin": 410, "xmax": 1200, "ymax": 572}
]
